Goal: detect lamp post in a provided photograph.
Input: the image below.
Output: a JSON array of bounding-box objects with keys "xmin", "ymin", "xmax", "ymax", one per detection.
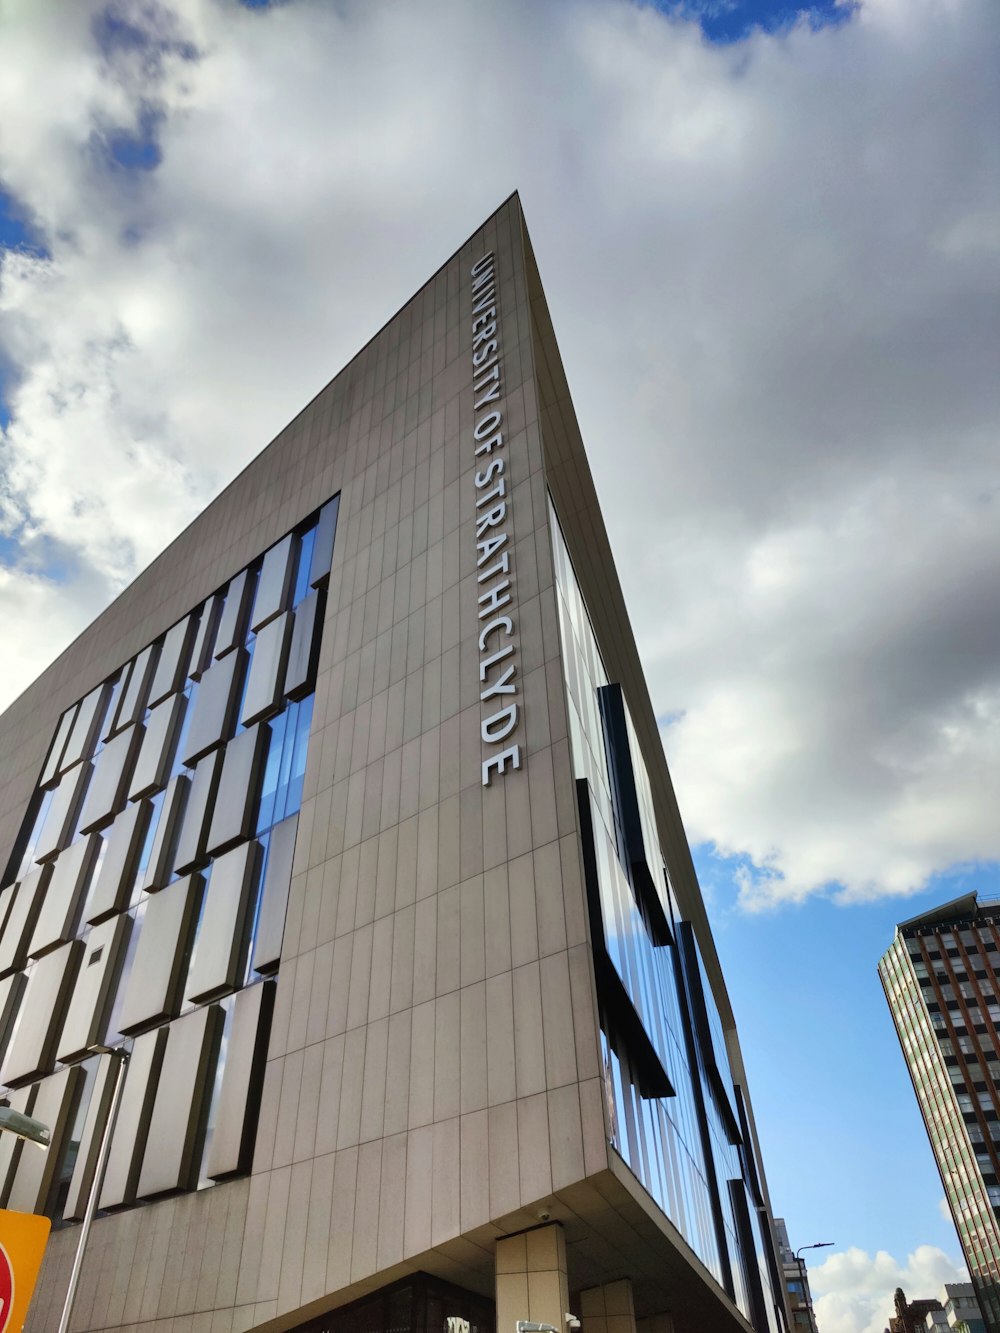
[
  {"xmin": 0, "ymin": 1103, "xmax": 52, "ymax": 1149},
  {"xmin": 55, "ymin": 1044, "xmax": 130, "ymax": 1333},
  {"xmin": 793, "ymin": 1242, "xmax": 834, "ymax": 1332}
]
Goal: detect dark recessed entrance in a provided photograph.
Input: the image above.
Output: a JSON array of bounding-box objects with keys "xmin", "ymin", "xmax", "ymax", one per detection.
[{"xmin": 288, "ymin": 1274, "xmax": 495, "ymax": 1333}]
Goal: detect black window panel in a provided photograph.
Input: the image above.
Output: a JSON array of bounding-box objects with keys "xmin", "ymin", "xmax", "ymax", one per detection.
[
  {"xmin": 596, "ymin": 683, "xmax": 671, "ymax": 945},
  {"xmin": 1, "ymin": 786, "xmax": 45, "ymax": 890},
  {"xmin": 667, "ymin": 919, "xmax": 735, "ymax": 1302},
  {"xmin": 733, "ymin": 1083, "xmax": 764, "ymax": 1208},
  {"xmin": 675, "ymin": 920, "xmax": 742, "ymax": 1147},
  {"xmin": 576, "ymin": 778, "xmax": 674, "ymax": 1099},
  {"xmin": 309, "ymin": 494, "xmax": 340, "ymax": 590},
  {"xmin": 214, "ymin": 570, "xmax": 254, "ymax": 661},
  {"xmin": 728, "ymin": 1178, "xmax": 772, "ymax": 1333},
  {"xmin": 284, "ymin": 590, "xmax": 324, "ymax": 702}
]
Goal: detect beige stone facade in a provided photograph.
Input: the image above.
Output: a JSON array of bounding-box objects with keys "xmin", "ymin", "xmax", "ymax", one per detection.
[{"xmin": 0, "ymin": 196, "xmax": 789, "ymax": 1333}]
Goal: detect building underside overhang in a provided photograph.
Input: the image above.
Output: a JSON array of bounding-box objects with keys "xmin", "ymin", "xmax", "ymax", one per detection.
[{"xmin": 258, "ymin": 1161, "xmax": 754, "ymax": 1333}]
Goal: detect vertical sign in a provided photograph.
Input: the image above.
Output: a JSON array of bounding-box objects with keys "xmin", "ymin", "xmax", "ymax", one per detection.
[{"xmin": 469, "ymin": 251, "xmax": 526, "ymax": 785}]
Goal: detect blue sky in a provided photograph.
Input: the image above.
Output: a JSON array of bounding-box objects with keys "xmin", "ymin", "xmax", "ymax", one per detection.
[
  {"xmin": 702, "ymin": 846, "xmax": 1000, "ymax": 1259},
  {"xmin": 0, "ymin": 187, "xmax": 44, "ymax": 435},
  {"xmin": 1, "ymin": 3, "xmax": 996, "ymax": 1331},
  {"xmin": 655, "ymin": 0, "xmax": 854, "ymax": 42}
]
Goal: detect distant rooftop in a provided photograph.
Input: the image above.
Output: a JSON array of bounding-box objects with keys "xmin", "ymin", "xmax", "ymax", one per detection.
[{"xmin": 895, "ymin": 892, "xmax": 1000, "ymax": 936}]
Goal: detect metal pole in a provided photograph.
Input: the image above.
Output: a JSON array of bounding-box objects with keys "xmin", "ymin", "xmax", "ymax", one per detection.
[
  {"xmin": 56, "ymin": 1048, "xmax": 129, "ymax": 1333},
  {"xmin": 793, "ymin": 1244, "xmax": 833, "ymax": 1333},
  {"xmin": 794, "ymin": 1255, "xmax": 818, "ymax": 1333}
]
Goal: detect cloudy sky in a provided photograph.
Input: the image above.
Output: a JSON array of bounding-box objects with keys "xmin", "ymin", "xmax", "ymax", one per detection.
[{"xmin": 1, "ymin": 0, "xmax": 997, "ymax": 1328}]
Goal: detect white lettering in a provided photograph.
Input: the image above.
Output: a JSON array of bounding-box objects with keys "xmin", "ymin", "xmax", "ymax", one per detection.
[
  {"xmin": 477, "ymin": 533, "xmax": 508, "ymax": 565},
  {"xmin": 469, "ymin": 253, "xmax": 523, "ymax": 783},
  {"xmin": 479, "ymin": 642, "xmax": 514, "ymax": 681},
  {"xmin": 482, "ymin": 744, "xmax": 521, "ymax": 786},
  {"xmin": 477, "ymin": 552, "xmax": 510, "ymax": 583},
  {"xmin": 475, "ymin": 379, "xmax": 502, "ymax": 409},
  {"xmin": 478, "ymin": 580, "xmax": 512, "ymax": 617},
  {"xmin": 478, "ymin": 615, "xmax": 513, "ymax": 651},
  {"xmin": 474, "ymin": 364, "xmax": 500, "ymax": 394},
  {"xmin": 474, "ymin": 409, "xmax": 502, "ymax": 440},
  {"xmin": 474, "ymin": 429, "xmax": 504, "ymax": 457},
  {"xmin": 475, "ymin": 502, "xmax": 507, "ymax": 537},
  {"xmin": 474, "ymin": 457, "xmax": 504, "ymax": 488},
  {"xmin": 472, "ymin": 351, "xmax": 498, "ymax": 378},
  {"xmin": 481, "ymin": 703, "xmax": 518, "ymax": 743},
  {"xmin": 475, "ymin": 478, "xmax": 506, "ymax": 509},
  {"xmin": 480, "ymin": 662, "xmax": 517, "ymax": 702}
]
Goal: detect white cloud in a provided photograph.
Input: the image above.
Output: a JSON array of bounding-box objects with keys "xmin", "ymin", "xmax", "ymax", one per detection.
[
  {"xmin": 0, "ymin": 0, "xmax": 997, "ymax": 904},
  {"xmin": 810, "ymin": 1244, "xmax": 968, "ymax": 1333},
  {"xmin": 0, "ymin": 553, "xmax": 110, "ymax": 704}
]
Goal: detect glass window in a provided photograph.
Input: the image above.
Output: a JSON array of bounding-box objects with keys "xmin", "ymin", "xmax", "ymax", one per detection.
[{"xmin": 0, "ymin": 494, "xmax": 338, "ymax": 1223}]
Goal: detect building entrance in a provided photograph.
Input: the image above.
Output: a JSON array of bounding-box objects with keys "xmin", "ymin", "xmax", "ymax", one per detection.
[{"xmin": 287, "ymin": 1274, "xmax": 495, "ymax": 1333}]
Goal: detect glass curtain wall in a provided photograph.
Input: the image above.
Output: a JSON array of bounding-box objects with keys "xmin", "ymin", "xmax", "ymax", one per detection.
[{"xmin": 548, "ymin": 495, "xmax": 775, "ymax": 1329}]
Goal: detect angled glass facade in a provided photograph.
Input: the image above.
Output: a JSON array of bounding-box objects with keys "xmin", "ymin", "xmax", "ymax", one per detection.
[{"xmin": 550, "ymin": 498, "xmax": 781, "ymax": 1333}]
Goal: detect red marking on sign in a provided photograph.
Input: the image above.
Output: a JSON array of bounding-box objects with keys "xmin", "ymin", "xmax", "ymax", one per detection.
[{"xmin": 0, "ymin": 1241, "xmax": 15, "ymax": 1333}]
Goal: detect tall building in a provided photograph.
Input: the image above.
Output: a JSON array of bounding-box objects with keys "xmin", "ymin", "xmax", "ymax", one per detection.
[
  {"xmin": 773, "ymin": 1219, "xmax": 819, "ymax": 1331},
  {"xmin": 881, "ymin": 894, "xmax": 1000, "ymax": 1333},
  {"xmin": 0, "ymin": 196, "xmax": 791, "ymax": 1333}
]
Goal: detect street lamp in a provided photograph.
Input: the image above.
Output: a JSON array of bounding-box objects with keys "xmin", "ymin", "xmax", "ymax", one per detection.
[
  {"xmin": 0, "ymin": 1104, "xmax": 51, "ymax": 1149},
  {"xmin": 793, "ymin": 1243, "xmax": 834, "ymax": 1332},
  {"xmin": 56, "ymin": 1044, "xmax": 130, "ymax": 1333},
  {"xmin": 0, "ymin": 1046, "xmax": 130, "ymax": 1333},
  {"xmin": 516, "ymin": 1319, "xmax": 580, "ymax": 1333},
  {"xmin": 795, "ymin": 1242, "xmax": 835, "ymax": 1259}
]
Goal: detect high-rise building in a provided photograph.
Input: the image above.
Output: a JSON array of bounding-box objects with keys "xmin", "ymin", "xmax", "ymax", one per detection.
[
  {"xmin": 881, "ymin": 894, "xmax": 1000, "ymax": 1333},
  {"xmin": 0, "ymin": 196, "xmax": 791, "ymax": 1333}
]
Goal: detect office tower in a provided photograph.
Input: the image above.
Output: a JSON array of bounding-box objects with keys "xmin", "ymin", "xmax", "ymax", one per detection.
[
  {"xmin": 881, "ymin": 894, "xmax": 1000, "ymax": 1333},
  {"xmin": 773, "ymin": 1220, "xmax": 819, "ymax": 1331},
  {"xmin": 0, "ymin": 196, "xmax": 790, "ymax": 1333}
]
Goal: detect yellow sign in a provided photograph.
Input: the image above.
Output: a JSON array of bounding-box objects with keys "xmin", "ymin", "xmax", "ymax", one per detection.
[{"xmin": 0, "ymin": 1209, "xmax": 50, "ymax": 1333}]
